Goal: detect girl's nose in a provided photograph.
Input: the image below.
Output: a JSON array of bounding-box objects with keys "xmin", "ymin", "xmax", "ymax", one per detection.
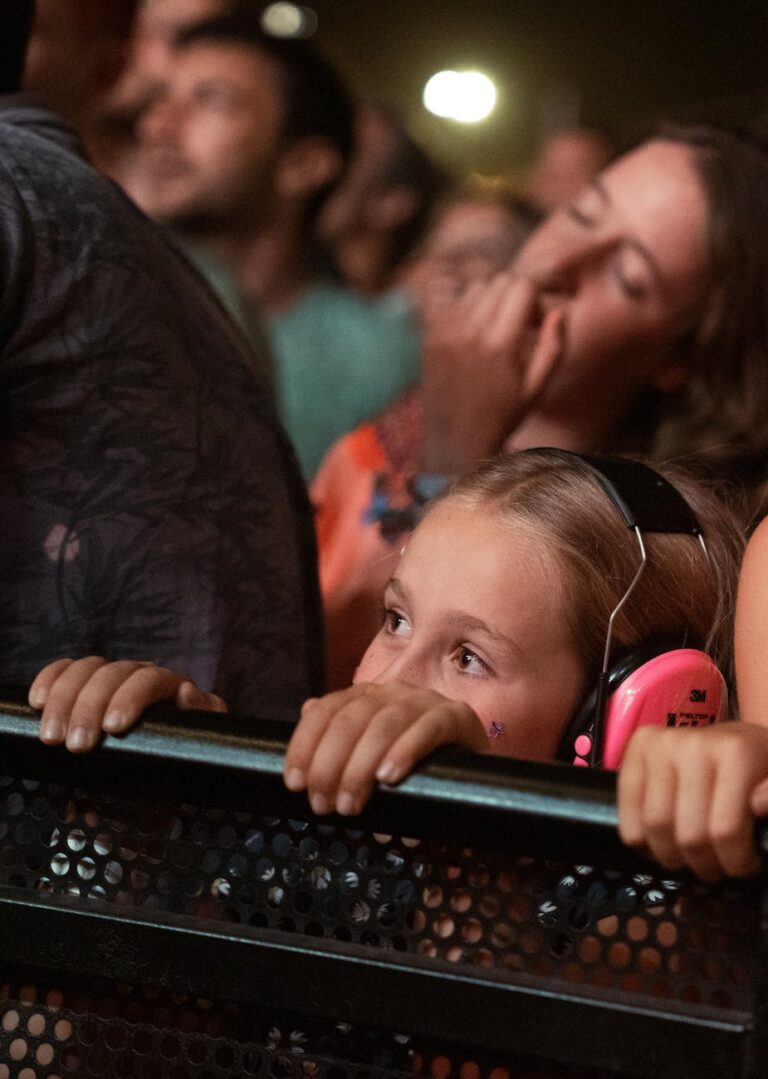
[{"xmin": 367, "ymin": 649, "xmax": 430, "ymax": 688}]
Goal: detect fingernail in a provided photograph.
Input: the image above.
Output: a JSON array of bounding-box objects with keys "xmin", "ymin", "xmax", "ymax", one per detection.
[
  {"xmin": 309, "ymin": 792, "xmax": 329, "ymax": 815},
  {"xmin": 285, "ymin": 768, "xmax": 305, "ymax": 791},
  {"xmin": 336, "ymin": 791, "xmax": 356, "ymax": 816},
  {"xmin": 376, "ymin": 760, "xmax": 402, "ymax": 784},
  {"xmin": 29, "ymin": 686, "xmax": 47, "ymax": 709},
  {"xmin": 67, "ymin": 727, "xmax": 92, "ymax": 752},
  {"xmin": 40, "ymin": 717, "xmax": 64, "ymax": 743},
  {"xmin": 103, "ymin": 710, "xmax": 124, "ymax": 733}
]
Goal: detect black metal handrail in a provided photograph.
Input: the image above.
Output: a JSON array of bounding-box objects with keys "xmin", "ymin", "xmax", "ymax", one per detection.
[
  {"xmin": 1, "ymin": 694, "xmax": 767, "ymax": 1078},
  {"xmin": 0, "ymin": 697, "xmax": 622, "ymax": 858}
]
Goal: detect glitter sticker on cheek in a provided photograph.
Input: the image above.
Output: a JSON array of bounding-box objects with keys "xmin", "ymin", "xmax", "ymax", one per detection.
[{"xmin": 488, "ymin": 721, "xmax": 504, "ymax": 739}]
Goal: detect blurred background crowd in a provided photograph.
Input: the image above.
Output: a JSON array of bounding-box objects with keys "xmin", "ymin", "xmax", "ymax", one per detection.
[{"xmin": 6, "ymin": 0, "xmax": 768, "ymax": 703}]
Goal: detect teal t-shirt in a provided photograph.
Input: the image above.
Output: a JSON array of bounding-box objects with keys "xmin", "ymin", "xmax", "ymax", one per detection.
[{"xmin": 270, "ymin": 283, "xmax": 420, "ymax": 479}]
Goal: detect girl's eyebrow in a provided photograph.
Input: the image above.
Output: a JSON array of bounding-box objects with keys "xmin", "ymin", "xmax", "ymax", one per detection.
[{"xmin": 442, "ymin": 612, "xmax": 528, "ymax": 664}]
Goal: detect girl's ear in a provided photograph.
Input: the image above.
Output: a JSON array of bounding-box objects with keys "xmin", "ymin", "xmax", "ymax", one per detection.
[{"xmin": 276, "ymin": 137, "xmax": 344, "ymax": 201}]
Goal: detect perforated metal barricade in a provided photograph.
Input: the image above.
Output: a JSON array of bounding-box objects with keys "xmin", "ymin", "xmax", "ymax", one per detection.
[{"xmin": 0, "ymin": 701, "xmax": 766, "ymax": 1079}]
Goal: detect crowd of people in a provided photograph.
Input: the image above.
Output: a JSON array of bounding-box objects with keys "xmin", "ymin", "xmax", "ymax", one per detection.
[{"xmin": 5, "ymin": 0, "xmax": 768, "ymax": 888}]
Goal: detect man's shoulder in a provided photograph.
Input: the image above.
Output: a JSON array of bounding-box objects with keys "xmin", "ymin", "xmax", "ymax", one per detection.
[{"xmin": 0, "ymin": 95, "xmax": 86, "ymax": 162}]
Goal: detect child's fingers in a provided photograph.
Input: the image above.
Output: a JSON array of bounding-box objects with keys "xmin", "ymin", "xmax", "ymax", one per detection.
[
  {"xmin": 616, "ymin": 733, "xmax": 650, "ymax": 849},
  {"xmin": 38, "ymin": 656, "xmax": 109, "ymax": 746},
  {"xmin": 94, "ymin": 665, "xmax": 194, "ymax": 736},
  {"xmin": 708, "ymin": 747, "xmax": 761, "ymax": 878},
  {"xmin": 302, "ymin": 694, "xmax": 385, "ymax": 814},
  {"xmin": 332, "ymin": 700, "xmax": 422, "ymax": 815},
  {"xmin": 672, "ymin": 753, "xmax": 724, "ymax": 881},
  {"xmin": 175, "ymin": 681, "xmax": 228, "ymax": 713},
  {"xmin": 336, "ymin": 703, "xmax": 485, "ymax": 811},
  {"xmin": 284, "ymin": 688, "xmax": 364, "ymax": 793},
  {"xmin": 373, "ymin": 701, "xmax": 487, "ymax": 793},
  {"xmin": 29, "ymin": 658, "xmax": 75, "ymax": 709},
  {"xmin": 636, "ymin": 756, "xmax": 683, "ymax": 870},
  {"xmin": 63, "ymin": 661, "xmax": 170, "ymax": 751},
  {"xmin": 283, "ymin": 698, "xmax": 332, "ymax": 790}
]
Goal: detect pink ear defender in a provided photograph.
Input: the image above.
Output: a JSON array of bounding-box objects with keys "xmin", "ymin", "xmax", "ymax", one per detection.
[
  {"xmin": 535, "ymin": 450, "xmax": 724, "ymax": 771},
  {"xmin": 572, "ymin": 648, "xmax": 727, "ymax": 769}
]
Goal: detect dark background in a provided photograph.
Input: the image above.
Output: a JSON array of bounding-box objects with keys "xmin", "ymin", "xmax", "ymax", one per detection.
[{"xmin": 306, "ymin": 1, "xmax": 768, "ymax": 176}]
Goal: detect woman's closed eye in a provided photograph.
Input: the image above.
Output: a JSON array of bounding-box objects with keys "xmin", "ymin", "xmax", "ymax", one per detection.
[
  {"xmin": 452, "ymin": 646, "xmax": 491, "ymax": 677},
  {"xmin": 565, "ymin": 185, "xmax": 604, "ymax": 228},
  {"xmin": 566, "ymin": 202, "xmax": 596, "ymax": 228},
  {"xmin": 613, "ymin": 246, "xmax": 652, "ymax": 301}
]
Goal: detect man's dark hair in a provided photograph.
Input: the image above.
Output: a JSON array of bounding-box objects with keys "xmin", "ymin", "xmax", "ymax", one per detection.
[
  {"xmin": 177, "ymin": 14, "xmax": 355, "ymax": 221},
  {"xmin": 0, "ymin": 0, "xmax": 35, "ymax": 94}
]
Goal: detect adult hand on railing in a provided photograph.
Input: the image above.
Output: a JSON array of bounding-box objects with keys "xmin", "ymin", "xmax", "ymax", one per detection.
[
  {"xmin": 419, "ymin": 271, "xmax": 566, "ymax": 475},
  {"xmin": 618, "ymin": 721, "xmax": 768, "ymax": 881},
  {"xmin": 283, "ymin": 680, "xmax": 488, "ymax": 817},
  {"xmin": 29, "ymin": 656, "xmax": 228, "ymax": 753}
]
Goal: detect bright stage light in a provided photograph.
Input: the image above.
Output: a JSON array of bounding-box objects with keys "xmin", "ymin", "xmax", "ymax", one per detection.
[
  {"xmin": 261, "ymin": 3, "xmax": 318, "ymax": 38},
  {"xmin": 423, "ymin": 70, "xmax": 497, "ymax": 123}
]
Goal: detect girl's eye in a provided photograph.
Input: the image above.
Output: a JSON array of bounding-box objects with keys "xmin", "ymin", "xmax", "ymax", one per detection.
[
  {"xmin": 453, "ymin": 647, "xmax": 489, "ymax": 676},
  {"xmin": 383, "ymin": 608, "xmax": 410, "ymax": 636}
]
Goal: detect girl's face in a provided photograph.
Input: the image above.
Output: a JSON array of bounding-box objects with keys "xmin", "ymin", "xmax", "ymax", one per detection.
[{"xmin": 355, "ymin": 499, "xmax": 585, "ymax": 761}]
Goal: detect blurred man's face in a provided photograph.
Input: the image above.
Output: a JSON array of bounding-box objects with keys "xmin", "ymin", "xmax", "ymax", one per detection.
[
  {"xmin": 134, "ymin": 0, "xmax": 229, "ymax": 88},
  {"xmin": 137, "ymin": 41, "xmax": 285, "ymax": 231}
]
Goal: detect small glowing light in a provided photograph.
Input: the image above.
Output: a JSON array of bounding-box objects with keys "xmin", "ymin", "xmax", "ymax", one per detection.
[
  {"xmin": 261, "ymin": 3, "xmax": 318, "ymax": 39},
  {"xmin": 423, "ymin": 70, "xmax": 497, "ymax": 123}
]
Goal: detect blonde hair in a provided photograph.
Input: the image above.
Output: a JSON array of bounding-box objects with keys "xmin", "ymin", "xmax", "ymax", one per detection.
[{"xmin": 444, "ymin": 451, "xmax": 744, "ymax": 690}]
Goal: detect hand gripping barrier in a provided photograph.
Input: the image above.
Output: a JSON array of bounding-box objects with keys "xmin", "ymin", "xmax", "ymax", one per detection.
[{"xmin": 0, "ymin": 698, "xmax": 766, "ymax": 1078}]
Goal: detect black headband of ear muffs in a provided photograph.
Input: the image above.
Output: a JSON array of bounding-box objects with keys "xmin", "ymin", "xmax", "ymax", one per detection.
[
  {"xmin": 519, "ymin": 448, "xmax": 705, "ymax": 765},
  {"xmin": 529, "ymin": 448, "xmax": 702, "ymax": 536}
]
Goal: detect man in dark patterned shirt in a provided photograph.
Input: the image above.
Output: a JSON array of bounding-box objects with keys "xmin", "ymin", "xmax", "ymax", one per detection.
[{"xmin": 0, "ymin": 1, "xmax": 325, "ymax": 721}]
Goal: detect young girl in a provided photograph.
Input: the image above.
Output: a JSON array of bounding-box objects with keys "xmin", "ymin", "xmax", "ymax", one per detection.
[{"xmin": 28, "ymin": 450, "xmax": 742, "ymax": 821}]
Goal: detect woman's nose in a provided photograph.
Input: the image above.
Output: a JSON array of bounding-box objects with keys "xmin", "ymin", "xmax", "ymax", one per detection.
[{"xmin": 534, "ymin": 232, "xmax": 614, "ymax": 296}]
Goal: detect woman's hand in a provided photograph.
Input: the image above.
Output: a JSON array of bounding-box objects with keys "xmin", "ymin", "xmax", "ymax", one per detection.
[
  {"xmin": 618, "ymin": 722, "xmax": 768, "ymax": 880},
  {"xmin": 29, "ymin": 656, "xmax": 228, "ymax": 752},
  {"xmin": 284, "ymin": 680, "xmax": 488, "ymax": 816},
  {"xmin": 420, "ymin": 271, "xmax": 565, "ymax": 474}
]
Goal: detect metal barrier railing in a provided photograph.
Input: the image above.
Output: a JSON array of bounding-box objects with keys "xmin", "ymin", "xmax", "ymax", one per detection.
[{"xmin": 0, "ymin": 698, "xmax": 766, "ymax": 1079}]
